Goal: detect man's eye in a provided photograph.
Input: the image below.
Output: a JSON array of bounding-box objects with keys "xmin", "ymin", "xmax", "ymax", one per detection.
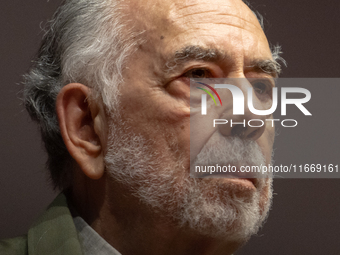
[
  {"xmin": 252, "ymin": 79, "xmax": 274, "ymax": 96},
  {"xmin": 253, "ymin": 82, "xmax": 268, "ymax": 95},
  {"xmin": 184, "ymin": 68, "xmax": 213, "ymax": 78}
]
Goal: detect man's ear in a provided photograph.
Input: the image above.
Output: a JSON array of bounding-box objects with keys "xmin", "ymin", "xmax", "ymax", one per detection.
[{"xmin": 56, "ymin": 83, "xmax": 106, "ymax": 180}]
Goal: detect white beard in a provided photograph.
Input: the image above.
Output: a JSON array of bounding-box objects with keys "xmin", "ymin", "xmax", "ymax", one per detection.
[{"xmin": 104, "ymin": 119, "xmax": 273, "ymax": 242}]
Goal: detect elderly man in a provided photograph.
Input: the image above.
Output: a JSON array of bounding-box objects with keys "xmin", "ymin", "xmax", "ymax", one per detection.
[{"xmin": 1, "ymin": 0, "xmax": 282, "ymax": 254}]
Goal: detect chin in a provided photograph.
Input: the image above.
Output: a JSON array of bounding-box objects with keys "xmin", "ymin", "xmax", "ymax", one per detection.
[{"xmin": 171, "ymin": 175, "xmax": 273, "ymax": 241}]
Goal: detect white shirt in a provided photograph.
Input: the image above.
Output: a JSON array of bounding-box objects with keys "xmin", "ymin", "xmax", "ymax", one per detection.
[{"xmin": 73, "ymin": 216, "xmax": 122, "ymax": 255}]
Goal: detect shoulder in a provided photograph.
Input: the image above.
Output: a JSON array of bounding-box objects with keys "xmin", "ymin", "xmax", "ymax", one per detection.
[
  {"xmin": 0, "ymin": 192, "xmax": 83, "ymax": 255},
  {"xmin": 0, "ymin": 235, "xmax": 28, "ymax": 255}
]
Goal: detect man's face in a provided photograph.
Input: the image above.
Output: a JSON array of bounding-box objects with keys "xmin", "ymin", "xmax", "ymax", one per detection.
[{"xmin": 104, "ymin": 0, "xmax": 274, "ymax": 242}]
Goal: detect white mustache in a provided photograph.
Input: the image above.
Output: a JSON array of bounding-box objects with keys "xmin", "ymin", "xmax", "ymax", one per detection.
[{"xmin": 191, "ymin": 136, "xmax": 270, "ymax": 183}]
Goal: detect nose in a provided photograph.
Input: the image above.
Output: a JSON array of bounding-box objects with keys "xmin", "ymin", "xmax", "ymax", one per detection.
[{"xmin": 217, "ymin": 81, "xmax": 270, "ymax": 141}]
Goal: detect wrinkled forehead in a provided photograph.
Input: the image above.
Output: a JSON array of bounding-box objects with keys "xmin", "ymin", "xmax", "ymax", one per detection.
[{"xmin": 126, "ymin": 0, "xmax": 263, "ymax": 38}]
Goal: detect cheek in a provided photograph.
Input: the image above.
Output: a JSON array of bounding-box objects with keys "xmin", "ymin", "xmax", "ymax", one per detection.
[
  {"xmin": 156, "ymin": 111, "xmax": 190, "ymax": 151},
  {"xmin": 166, "ymin": 78, "xmax": 190, "ymax": 100},
  {"xmin": 152, "ymin": 105, "xmax": 191, "ymax": 166},
  {"xmin": 266, "ymin": 128, "xmax": 275, "ymax": 163},
  {"xmin": 259, "ymin": 179, "xmax": 273, "ymax": 214},
  {"xmin": 164, "ymin": 80, "xmax": 191, "ymax": 119},
  {"xmin": 117, "ymin": 80, "xmax": 192, "ymax": 162},
  {"xmin": 258, "ymin": 125, "xmax": 275, "ymax": 164}
]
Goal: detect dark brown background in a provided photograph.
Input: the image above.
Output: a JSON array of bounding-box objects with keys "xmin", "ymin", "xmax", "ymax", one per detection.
[{"xmin": 1, "ymin": 0, "xmax": 339, "ymax": 254}]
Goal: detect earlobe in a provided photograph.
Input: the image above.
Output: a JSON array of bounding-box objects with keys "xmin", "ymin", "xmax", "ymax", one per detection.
[{"xmin": 56, "ymin": 83, "xmax": 105, "ymax": 180}]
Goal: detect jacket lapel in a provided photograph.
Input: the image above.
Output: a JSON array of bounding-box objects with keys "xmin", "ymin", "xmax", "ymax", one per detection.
[{"xmin": 27, "ymin": 193, "xmax": 83, "ymax": 255}]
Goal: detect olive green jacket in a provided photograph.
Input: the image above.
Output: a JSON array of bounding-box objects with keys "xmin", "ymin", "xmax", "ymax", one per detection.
[{"xmin": 0, "ymin": 193, "xmax": 83, "ymax": 255}]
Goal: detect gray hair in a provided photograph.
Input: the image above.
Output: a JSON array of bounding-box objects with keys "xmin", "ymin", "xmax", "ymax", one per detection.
[{"xmin": 23, "ymin": 0, "xmax": 140, "ymax": 189}]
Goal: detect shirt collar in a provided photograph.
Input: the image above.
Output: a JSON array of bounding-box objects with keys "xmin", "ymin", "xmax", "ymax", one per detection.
[{"xmin": 73, "ymin": 216, "xmax": 122, "ymax": 255}]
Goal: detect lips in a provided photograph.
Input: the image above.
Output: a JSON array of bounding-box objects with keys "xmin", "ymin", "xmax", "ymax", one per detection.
[
  {"xmin": 196, "ymin": 166, "xmax": 259, "ymax": 188},
  {"xmin": 240, "ymin": 177, "xmax": 257, "ymax": 188}
]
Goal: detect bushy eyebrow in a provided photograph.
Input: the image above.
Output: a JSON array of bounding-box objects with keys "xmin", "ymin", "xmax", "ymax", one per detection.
[
  {"xmin": 164, "ymin": 45, "xmax": 282, "ymax": 77},
  {"xmin": 246, "ymin": 59, "xmax": 282, "ymax": 78},
  {"xmin": 164, "ymin": 45, "xmax": 226, "ymax": 73}
]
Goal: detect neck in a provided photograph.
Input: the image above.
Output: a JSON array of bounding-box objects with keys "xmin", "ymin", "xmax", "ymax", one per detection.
[{"xmin": 70, "ymin": 174, "xmax": 242, "ymax": 255}]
